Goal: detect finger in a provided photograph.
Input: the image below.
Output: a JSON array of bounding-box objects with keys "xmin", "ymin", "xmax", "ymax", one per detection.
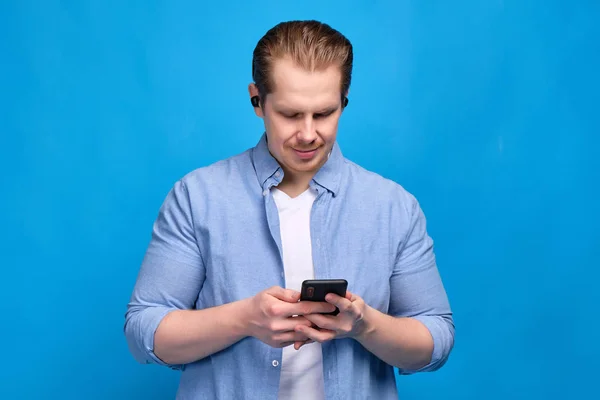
[
  {"xmin": 274, "ymin": 330, "xmax": 311, "ymax": 344},
  {"xmin": 271, "ymin": 316, "xmax": 312, "ymax": 333},
  {"xmin": 268, "ymin": 316, "xmax": 312, "ymax": 333},
  {"xmin": 265, "ymin": 317, "xmax": 312, "ymax": 333},
  {"xmin": 304, "ymin": 313, "xmax": 336, "ymax": 331},
  {"xmin": 325, "ymin": 293, "xmax": 353, "ymax": 313},
  {"xmin": 294, "ymin": 339, "xmax": 315, "ymax": 350},
  {"xmin": 293, "ymin": 301, "xmax": 337, "ymax": 316},
  {"xmin": 346, "ymin": 290, "xmax": 361, "ymax": 302},
  {"xmin": 289, "ymin": 315, "xmax": 313, "ymax": 326},
  {"xmin": 268, "ymin": 286, "xmax": 301, "ymax": 303},
  {"xmin": 295, "ymin": 324, "xmax": 336, "ymax": 343},
  {"xmin": 269, "ymin": 317, "xmax": 311, "ymax": 334}
]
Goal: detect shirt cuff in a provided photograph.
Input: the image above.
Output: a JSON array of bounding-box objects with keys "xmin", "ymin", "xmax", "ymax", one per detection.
[
  {"xmin": 397, "ymin": 315, "xmax": 453, "ymax": 375},
  {"xmin": 125, "ymin": 306, "xmax": 185, "ymax": 371}
]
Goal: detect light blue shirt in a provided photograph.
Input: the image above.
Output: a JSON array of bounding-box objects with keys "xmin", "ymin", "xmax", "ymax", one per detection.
[{"xmin": 124, "ymin": 134, "xmax": 454, "ymax": 399}]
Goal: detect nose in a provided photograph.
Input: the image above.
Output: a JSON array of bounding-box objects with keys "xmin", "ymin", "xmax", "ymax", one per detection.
[{"xmin": 296, "ymin": 115, "xmax": 317, "ymax": 143}]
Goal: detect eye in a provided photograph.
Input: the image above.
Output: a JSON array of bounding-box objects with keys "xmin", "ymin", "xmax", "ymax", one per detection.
[
  {"xmin": 314, "ymin": 111, "xmax": 334, "ymax": 119},
  {"xmin": 282, "ymin": 112, "xmax": 300, "ymax": 119}
]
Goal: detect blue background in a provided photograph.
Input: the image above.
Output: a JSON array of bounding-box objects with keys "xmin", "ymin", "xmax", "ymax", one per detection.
[{"xmin": 1, "ymin": 1, "xmax": 599, "ymax": 399}]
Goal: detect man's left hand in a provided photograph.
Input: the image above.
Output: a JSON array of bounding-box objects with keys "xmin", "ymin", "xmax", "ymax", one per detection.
[{"xmin": 293, "ymin": 290, "xmax": 370, "ymax": 350}]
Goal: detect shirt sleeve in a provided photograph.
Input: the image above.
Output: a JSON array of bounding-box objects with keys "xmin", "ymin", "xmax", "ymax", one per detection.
[
  {"xmin": 388, "ymin": 193, "xmax": 455, "ymax": 375},
  {"xmin": 123, "ymin": 179, "xmax": 206, "ymax": 370}
]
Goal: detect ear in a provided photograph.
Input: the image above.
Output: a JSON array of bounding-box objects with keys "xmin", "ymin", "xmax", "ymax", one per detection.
[{"xmin": 248, "ymin": 83, "xmax": 264, "ymax": 118}]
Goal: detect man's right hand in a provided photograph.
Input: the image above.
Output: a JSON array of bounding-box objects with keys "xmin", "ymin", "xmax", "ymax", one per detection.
[{"xmin": 245, "ymin": 286, "xmax": 336, "ymax": 348}]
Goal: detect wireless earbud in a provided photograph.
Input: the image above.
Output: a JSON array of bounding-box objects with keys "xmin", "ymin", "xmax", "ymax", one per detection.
[{"xmin": 342, "ymin": 96, "xmax": 349, "ymax": 108}]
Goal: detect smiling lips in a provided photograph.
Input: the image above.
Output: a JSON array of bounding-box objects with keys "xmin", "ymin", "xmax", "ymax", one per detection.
[{"xmin": 293, "ymin": 147, "xmax": 319, "ymax": 160}]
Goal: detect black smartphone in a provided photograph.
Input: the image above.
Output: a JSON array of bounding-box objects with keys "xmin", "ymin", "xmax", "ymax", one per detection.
[{"xmin": 300, "ymin": 279, "xmax": 348, "ymax": 315}]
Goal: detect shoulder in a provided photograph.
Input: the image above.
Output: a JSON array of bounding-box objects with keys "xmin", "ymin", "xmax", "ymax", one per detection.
[
  {"xmin": 157, "ymin": 148, "xmax": 255, "ymax": 215},
  {"xmin": 342, "ymin": 157, "xmax": 419, "ymax": 215},
  {"xmin": 340, "ymin": 157, "xmax": 430, "ymax": 247},
  {"xmin": 177, "ymin": 148, "xmax": 254, "ymax": 193}
]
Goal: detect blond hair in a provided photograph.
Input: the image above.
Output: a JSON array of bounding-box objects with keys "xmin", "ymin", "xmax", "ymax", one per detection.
[{"xmin": 252, "ymin": 20, "xmax": 353, "ymax": 105}]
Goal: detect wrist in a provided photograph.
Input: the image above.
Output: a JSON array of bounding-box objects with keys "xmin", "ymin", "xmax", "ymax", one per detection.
[
  {"xmin": 354, "ymin": 305, "xmax": 377, "ymax": 342},
  {"xmin": 233, "ymin": 297, "xmax": 254, "ymax": 338}
]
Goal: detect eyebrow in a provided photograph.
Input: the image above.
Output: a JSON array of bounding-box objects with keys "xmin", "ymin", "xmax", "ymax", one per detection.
[
  {"xmin": 315, "ymin": 106, "xmax": 339, "ymax": 114},
  {"xmin": 277, "ymin": 105, "xmax": 339, "ymax": 115}
]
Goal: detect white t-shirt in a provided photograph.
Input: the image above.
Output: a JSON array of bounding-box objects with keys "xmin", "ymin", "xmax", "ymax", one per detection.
[{"xmin": 272, "ymin": 187, "xmax": 325, "ymax": 400}]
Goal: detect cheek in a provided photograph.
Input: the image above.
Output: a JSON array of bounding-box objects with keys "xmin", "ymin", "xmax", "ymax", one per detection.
[
  {"xmin": 317, "ymin": 119, "xmax": 340, "ymax": 139},
  {"xmin": 265, "ymin": 122, "xmax": 291, "ymax": 152},
  {"xmin": 267, "ymin": 120, "xmax": 295, "ymax": 144}
]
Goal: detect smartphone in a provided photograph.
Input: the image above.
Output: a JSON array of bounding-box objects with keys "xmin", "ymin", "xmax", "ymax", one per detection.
[{"xmin": 300, "ymin": 279, "xmax": 348, "ymax": 315}]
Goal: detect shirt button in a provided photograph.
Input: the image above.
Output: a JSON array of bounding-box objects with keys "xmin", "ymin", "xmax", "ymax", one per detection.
[
  {"xmin": 275, "ymin": 171, "xmax": 281, "ymax": 178},
  {"xmin": 272, "ymin": 360, "xmax": 279, "ymax": 367},
  {"xmin": 316, "ymin": 239, "xmax": 321, "ymax": 247},
  {"xmin": 263, "ymin": 189, "xmax": 269, "ymax": 196}
]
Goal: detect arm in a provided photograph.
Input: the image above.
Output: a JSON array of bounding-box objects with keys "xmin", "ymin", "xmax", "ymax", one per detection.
[
  {"xmin": 124, "ymin": 179, "xmax": 208, "ymax": 368},
  {"xmin": 152, "ymin": 300, "xmax": 250, "ymax": 365},
  {"xmin": 300, "ymin": 194, "xmax": 454, "ymax": 372},
  {"xmin": 301, "ymin": 290, "xmax": 449, "ymax": 372},
  {"xmin": 153, "ymin": 287, "xmax": 336, "ymax": 365},
  {"xmin": 124, "ymin": 180, "xmax": 334, "ymax": 366},
  {"xmin": 354, "ymin": 305, "xmax": 437, "ymax": 371},
  {"xmin": 382, "ymin": 193, "xmax": 455, "ymax": 374}
]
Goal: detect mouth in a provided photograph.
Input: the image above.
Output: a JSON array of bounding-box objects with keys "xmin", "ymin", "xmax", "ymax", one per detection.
[{"xmin": 293, "ymin": 147, "xmax": 320, "ymax": 160}]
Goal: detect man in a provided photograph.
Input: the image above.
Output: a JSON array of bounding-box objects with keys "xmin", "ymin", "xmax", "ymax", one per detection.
[{"xmin": 125, "ymin": 20, "xmax": 454, "ymax": 400}]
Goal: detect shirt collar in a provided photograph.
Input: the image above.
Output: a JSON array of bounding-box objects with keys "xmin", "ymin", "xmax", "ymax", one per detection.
[{"xmin": 251, "ymin": 133, "xmax": 344, "ymax": 196}]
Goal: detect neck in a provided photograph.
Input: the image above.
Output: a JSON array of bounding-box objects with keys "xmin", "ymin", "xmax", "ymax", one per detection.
[{"xmin": 276, "ymin": 170, "xmax": 314, "ymax": 198}]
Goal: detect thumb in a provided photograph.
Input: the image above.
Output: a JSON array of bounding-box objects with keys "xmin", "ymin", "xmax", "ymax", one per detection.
[
  {"xmin": 295, "ymin": 339, "xmax": 314, "ymax": 350},
  {"xmin": 268, "ymin": 286, "xmax": 300, "ymax": 303}
]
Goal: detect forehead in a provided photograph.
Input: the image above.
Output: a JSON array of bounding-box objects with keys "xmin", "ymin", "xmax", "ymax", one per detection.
[{"xmin": 268, "ymin": 57, "xmax": 341, "ymax": 109}]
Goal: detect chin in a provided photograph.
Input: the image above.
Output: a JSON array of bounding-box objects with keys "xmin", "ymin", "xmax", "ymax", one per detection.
[{"xmin": 290, "ymin": 155, "xmax": 327, "ymax": 172}]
